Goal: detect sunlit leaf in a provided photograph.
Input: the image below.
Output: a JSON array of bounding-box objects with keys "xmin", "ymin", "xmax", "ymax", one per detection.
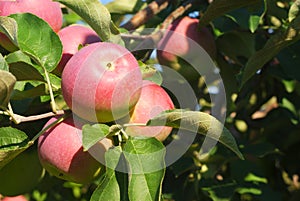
[
  {"xmin": 82, "ymin": 124, "xmax": 110, "ymax": 151},
  {"xmin": 147, "ymin": 109, "xmax": 244, "ymax": 160},
  {"xmin": 55, "ymin": 0, "xmax": 119, "ymax": 42},
  {"xmin": 0, "ymin": 16, "xmax": 18, "ymax": 46},
  {"xmin": 9, "ymin": 13, "xmax": 62, "ymax": 72},
  {"xmin": 249, "ymin": 15, "xmax": 261, "ymax": 33},
  {"xmin": 289, "ymin": 0, "xmax": 300, "ymax": 22},
  {"xmin": 90, "ymin": 146, "xmax": 122, "ymax": 201},
  {"xmin": 105, "ymin": 0, "xmax": 145, "ymax": 14},
  {"xmin": 0, "ymin": 54, "xmax": 9, "ymax": 71},
  {"xmin": 0, "ymin": 127, "xmax": 30, "ymax": 170},
  {"xmin": 124, "ymin": 137, "xmax": 165, "ymax": 201},
  {"xmin": 139, "ymin": 62, "xmax": 163, "ymax": 85}
]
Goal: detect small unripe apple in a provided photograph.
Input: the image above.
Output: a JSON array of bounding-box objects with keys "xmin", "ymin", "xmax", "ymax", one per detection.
[
  {"xmin": 37, "ymin": 116, "xmax": 112, "ymax": 184},
  {"xmin": 157, "ymin": 16, "xmax": 216, "ymax": 81},
  {"xmin": 0, "ymin": 0, "xmax": 63, "ymax": 51},
  {"xmin": 61, "ymin": 42, "xmax": 143, "ymax": 123},
  {"xmin": 125, "ymin": 80, "xmax": 175, "ymax": 141},
  {"xmin": 53, "ymin": 24, "xmax": 101, "ymax": 75},
  {"xmin": 2, "ymin": 195, "xmax": 28, "ymax": 201}
]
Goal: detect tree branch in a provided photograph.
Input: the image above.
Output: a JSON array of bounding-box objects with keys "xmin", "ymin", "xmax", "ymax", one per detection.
[
  {"xmin": 1, "ymin": 109, "xmax": 65, "ymax": 124},
  {"xmin": 121, "ymin": 0, "xmax": 171, "ymax": 30},
  {"xmin": 160, "ymin": 0, "xmax": 195, "ymax": 30}
]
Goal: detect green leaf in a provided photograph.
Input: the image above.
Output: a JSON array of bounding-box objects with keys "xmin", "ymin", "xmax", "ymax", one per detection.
[
  {"xmin": 5, "ymin": 50, "xmax": 31, "ymax": 64},
  {"xmin": 9, "ymin": 62, "xmax": 45, "ymax": 82},
  {"xmin": 244, "ymin": 173, "xmax": 267, "ymax": 184},
  {"xmin": 216, "ymin": 31, "xmax": 255, "ymax": 63},
  {"xmin": 91, "ymin": 146, "xmax": 122, "ymax": 201},
  {"xmin": 276, "ymin": 42, "xmax": 300, "ymax": 81},
  {"xmin": 241, "ymin": 14, "xmax": 300, "ymax": 87},
  {"xmin": 5, "ymin": 51, "xmax": 45, "ymax": 81},
  {"xmin": 10, "ymin": 84, "xmax": 46, "ymax": 100},
  {"xmin": 124, "ymin": 137, "xmax": 165, "ymax": 201},
  {"xmin": 0, "ymin": 54, "xmax": 9, "ymax": 71},
  {"xmin": 55, "ymin": 0, "xmax": 119, "ymax": 41},
  {"xmin": 0, "ymin": 70, "xmax": 16, "ymax": 108},
  {"xmin": 9, "ymin": 13, "xmax": 62, "ymax": 72},
  {"xmin": 139, "ymin": 62, "xmax": 163, "ymax": 85},
  {"xmin": 0, "ymin": 127, "xmax": 28, "ymax": 150},
  {"xmin": 147, "ymin": 109, "xmax": 244, "ymax": 160},
  {"xmin": 0, "ymin": 127, "xmax": 30, "ymax": 170},
  {"xmin": 82, "ymin": 124, "xmax": 110, "ymax": 151},
  {"xmin": 198, "ymin": 0, "xmax": 262, "ymax": 27},
  {"xmin": 0, "ymin": 16, "xmax": 18, "ymax": 46},
  {"xmin": 289, "ymin": 0, "xmax": 300, "ymax": 22},
  {"xmin": 201, "ymin": 179, "xmax": 238, "ymax": 201},
  {"xmin": 105, "ymin": 0, "xmax": 146, "ymax": 14},
  {"xmin": 249, "ymin": 15, "xmax": 261, "ymax": 33}
]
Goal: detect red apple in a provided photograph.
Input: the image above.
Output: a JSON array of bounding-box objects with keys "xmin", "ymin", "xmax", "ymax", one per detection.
[
  {"xmin": 125, "ymin": 80, "xmax": 175, "ymax": 141},
  {"xmin": 0, "ymin": 0, "xmax": 62, "ymax": 32},
  {"xmin": 37, "ymin": 116, "xmax": 112, "ymax": 184},
  {"xmin": 0, "ymin": 0, "xmax": 63, "ymax": 51},
  {"xmin": 157, "ymin": 16, "xmax": 216, "ymax": 81},
  {"xmin": 2, "ymin": 195, "xmax": 28, "ymax": 201},
  {"xmin": 53, "ymin": 24, "xmax": 101, "ymax": 76},
  {"xmin": 61, "ymin": 42, "xmax": 143, "ymax": 123}
]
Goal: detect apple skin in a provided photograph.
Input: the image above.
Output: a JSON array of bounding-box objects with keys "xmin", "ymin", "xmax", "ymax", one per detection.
[
  {"xmin": 2, "ymin": 195, "xmax": 28, "ymax": 201},
  {"xmin": 37, "ymin": 116, "xmax": 112, "ymax": 184},
  {"xmin": 0, "ymin": 0, "xmax": 63, "ymax": 51},
  {"xmin": 125, "ymin": 80, "xmax": 175, "ymax": 141},
  {"xmin": 0, "ymin": 0, "xmax": 62, "ymax": 32},
  {"xmin": 53, "ymin": 24, "xmax": 101, "ymax": 76},
  {"xmin": 61, "ymin": 42, "xmax": 143, "ymax": 123},
  {"xmin": 157, "ymin": 16, "xmax": 216, "ymax": 81}
]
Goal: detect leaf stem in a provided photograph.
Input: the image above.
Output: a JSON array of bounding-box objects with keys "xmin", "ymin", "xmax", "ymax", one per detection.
[{"xmin": 43, "ymin": 67, "xmax": 57, "ymax": 113}]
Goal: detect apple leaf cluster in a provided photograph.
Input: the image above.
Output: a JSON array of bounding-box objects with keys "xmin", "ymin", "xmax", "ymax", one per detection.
[{"xmin": 1, "ymin": 0, "xmax": 300, "ymax": 200}]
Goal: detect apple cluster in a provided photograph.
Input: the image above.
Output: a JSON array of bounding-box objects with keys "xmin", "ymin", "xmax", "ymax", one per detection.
[
  {"xmin": 0, "ymin": 0, "xmax": 175, "ymax": 185},
  {"xmin": 0, "ymin": 0, "xmax": 216, "ymax": 187}
]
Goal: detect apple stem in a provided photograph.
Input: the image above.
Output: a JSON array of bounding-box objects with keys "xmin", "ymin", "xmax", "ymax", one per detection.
[
  {"xmin": 30, "ymin": 111, "xmax": 71, "ymax": 143},
  {"xmin": 43, "ymin": 67, "xmax": 57, "ymax": 113}
]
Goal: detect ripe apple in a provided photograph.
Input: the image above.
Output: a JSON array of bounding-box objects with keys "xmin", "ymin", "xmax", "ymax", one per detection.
[
  {"xmin": 125, "ymin": 80, "xmax": 175, "ymax": 141},
  {"xmin": 157, "ymin": 16, "xmax": 216, "ymax": 81},
  {"xmin": 0, "ymin": 0, "xmax": 63, "ymax": 51},
  {"xmin": 2, "ymin": 195, "xmax": 28, "ymax": 201},
  {"xmin": 61, "ymin": 42, "xmax": 143, "ymax": 123},
  {"xmin": 0, "ymin": 147, "xmax": 44, "ymax": 196},
  {"xmin": 38, "ymin": 116, "xmax": 112, "ymax": 184},
  {"xmin": 53, "ymin": 24, "xmax": 101, "ymax": 76}
]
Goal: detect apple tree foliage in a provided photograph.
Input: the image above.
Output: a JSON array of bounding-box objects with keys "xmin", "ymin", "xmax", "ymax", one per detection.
[{"xmin": 0, "ymin": 0, "xmax": 300, "ymax": 201}]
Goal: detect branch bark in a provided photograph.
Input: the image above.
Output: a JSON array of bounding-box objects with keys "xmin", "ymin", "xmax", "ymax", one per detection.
[
  {"xmin": 121, "ymin": 0, "xmax": 171, "ymax": 30},
  {"xmin": 1, "ymin": 110, "xmax": 65, "ymax": 124}
]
